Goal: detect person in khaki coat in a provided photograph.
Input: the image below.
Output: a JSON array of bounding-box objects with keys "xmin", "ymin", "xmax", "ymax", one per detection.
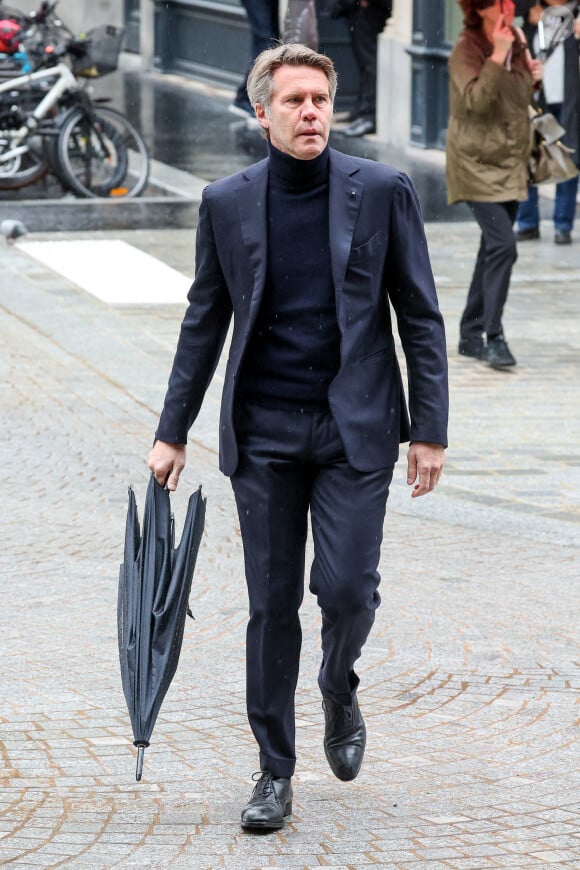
[{"xmin": 446, "ymin": 0, "xmax": 542, "ymax": 368}]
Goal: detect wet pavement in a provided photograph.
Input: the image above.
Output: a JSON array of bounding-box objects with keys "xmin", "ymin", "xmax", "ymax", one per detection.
[
  {"xmin": 1, "ymin": 63, "xmax": 579, "ymax": 870},
  {"xmin": 4, "ymin": 61, "xmax": 558, "ymax": 228},
  {"xmin": 113, "ymin": 69, "xmax": 461, "ymax": 222},
  {"xmin": 3, "ymin": 62, "xmax": 466, "ymax": 223}
]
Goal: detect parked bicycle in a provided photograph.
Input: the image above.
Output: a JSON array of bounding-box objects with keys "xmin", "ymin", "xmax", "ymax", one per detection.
[{"xmin": 0, "ymin": 4, "xmax": 150, "ymax": 197}]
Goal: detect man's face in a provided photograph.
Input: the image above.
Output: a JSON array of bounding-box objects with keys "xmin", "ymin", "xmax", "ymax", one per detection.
[{"xmin": 256, "ymin": 64, "xmax": 333, "ymax": 161}]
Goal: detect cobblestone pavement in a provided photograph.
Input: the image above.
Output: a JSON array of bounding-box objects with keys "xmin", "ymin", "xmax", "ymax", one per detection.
[{"xmin": 0, "ymin": 215, "xmax": 578, "ymax": 869}]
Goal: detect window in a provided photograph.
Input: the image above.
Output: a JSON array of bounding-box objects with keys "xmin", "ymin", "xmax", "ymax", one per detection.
[{"xmin": 445, "ymin": 0, "xmax": 463, "ymax": 44}]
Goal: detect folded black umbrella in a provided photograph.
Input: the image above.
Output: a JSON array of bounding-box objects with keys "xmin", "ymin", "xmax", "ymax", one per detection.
[{"xmin": 118, "ymin": 475, "xmax": 206, "ymax": 780}]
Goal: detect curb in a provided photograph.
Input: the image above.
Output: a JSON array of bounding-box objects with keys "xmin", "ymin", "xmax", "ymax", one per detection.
[{"xmin": 0, "ymin": 158, "xmax": 206, "ymax": 231}]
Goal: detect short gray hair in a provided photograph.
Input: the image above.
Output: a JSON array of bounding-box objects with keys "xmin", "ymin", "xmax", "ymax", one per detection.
[{"xmin": 246, "ymin": 43, "xmax": 338, "ymax": 111}]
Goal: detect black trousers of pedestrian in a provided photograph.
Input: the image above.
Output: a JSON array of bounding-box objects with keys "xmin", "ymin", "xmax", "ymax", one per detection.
[
  {"xmin": 230, "ymin": 401, "xmax": 393, "ymax": 778},
  {"xmin": 347, "ymin": 4, "xmax": 390, "ymax": 121},
  {"xmin": 460, "ymin": 200, "xmax": 519, "ymax": 341}
]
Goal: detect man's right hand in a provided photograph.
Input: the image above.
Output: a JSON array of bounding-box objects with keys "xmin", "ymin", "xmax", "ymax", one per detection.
[{"xmin": 148, "ymin": 440, "xmax": 186, "ymax": 491}]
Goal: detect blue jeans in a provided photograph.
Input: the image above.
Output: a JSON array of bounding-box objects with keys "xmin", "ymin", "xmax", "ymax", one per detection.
[{"xmin": 517, "ymin": 103, "xmax": 579, "ymax": 232}]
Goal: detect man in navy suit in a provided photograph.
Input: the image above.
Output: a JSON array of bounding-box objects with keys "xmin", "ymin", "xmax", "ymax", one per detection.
[{"xmin": 148, "ymin": 43, "xmax": 448, "ymax": 831}]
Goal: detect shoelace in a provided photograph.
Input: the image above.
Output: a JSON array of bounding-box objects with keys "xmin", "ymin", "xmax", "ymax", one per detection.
[
  {"xmin": 323, "ymin": 699, "xmax": 353, "ymax": 724},
  {"xmin": 252, "ymin": 771, "xmax": 274, "ymax": 797}
]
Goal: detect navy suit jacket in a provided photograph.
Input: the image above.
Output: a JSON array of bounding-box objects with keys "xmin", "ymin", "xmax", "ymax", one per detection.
[{"xmin": 156, "ymin": 147, "xmax": 449, "ymax": 476}]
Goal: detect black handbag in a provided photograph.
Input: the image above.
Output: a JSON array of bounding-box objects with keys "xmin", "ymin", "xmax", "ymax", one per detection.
[{"xmin": 528, "ymin": 105, "xmax": 579, "ymax": 186}]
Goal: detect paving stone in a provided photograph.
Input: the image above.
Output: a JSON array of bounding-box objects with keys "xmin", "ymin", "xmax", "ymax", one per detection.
[{"xmin": 0, "ymin": 212, "xmax": 578, "ymax": 869}]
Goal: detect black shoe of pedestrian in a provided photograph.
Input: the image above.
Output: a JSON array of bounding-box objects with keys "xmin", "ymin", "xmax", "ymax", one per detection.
[
  {"xmin": 343, "ymin": 117, "xmax": 376, "ymax": 138},
  {"xmin": 241, "ymin": 772, "xmax": 293, "ymax": 831},
  {"xmin": 554, "ymin": 230, "xmax": 572, "ymax": 245},
  {"xmin": 322, "ymin": 694, "xmax": 366, "ymax": 781},
  {"xmin": 516, "ymin": 227, "xmax": 540, "ymax": 241},
  {"xmin": 486, "ymin": 336, "xmax": 516, "ymax": 369},
  {"xmin": 458, "ymin": 336, "xmax": 486, "ymax": 360}
]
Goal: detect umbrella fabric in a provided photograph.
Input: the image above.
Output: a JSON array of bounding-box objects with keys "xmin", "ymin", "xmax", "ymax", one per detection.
[{"xmin": 118, "ymin": 475, "xmax": 206, "ymax": 780}]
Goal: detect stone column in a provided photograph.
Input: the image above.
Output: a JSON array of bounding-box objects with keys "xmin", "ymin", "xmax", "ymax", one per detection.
[
  {"xmin": 376, "ymin": 1, "xmax": 412, "ymax": 147},
  {"xmin": 140, "ymin": 0, "xmax": 155, "ymax": 70}
]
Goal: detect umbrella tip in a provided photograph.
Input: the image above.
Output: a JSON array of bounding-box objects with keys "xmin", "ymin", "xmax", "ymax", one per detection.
[{"xmin": 136, "ymin": 744, "xmax": 146, "ymax": 781}]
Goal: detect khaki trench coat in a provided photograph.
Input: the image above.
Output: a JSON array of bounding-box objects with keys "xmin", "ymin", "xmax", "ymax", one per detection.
[{"xmin": 446, "ymin": 26, "xmax": 535, "ymax": 205}]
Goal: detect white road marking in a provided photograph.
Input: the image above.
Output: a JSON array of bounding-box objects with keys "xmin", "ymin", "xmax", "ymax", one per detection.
[{"xmin": 18, "ymin": 239, "xmax": 191, "ymax": 305}]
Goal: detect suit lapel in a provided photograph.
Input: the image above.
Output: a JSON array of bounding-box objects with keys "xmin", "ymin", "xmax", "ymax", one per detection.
[
  {"xmin": 329, "ymin": 150, "xmax": 363, "ymax": 298},
  {"xmin": 236, "ymin": 160, "xmax": 269, "ymax": 320}
]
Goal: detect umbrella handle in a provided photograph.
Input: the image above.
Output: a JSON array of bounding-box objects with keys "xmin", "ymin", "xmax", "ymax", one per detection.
[{"xmin": 134, "ymin": 742, "xmax": 149, "ymax": 781}]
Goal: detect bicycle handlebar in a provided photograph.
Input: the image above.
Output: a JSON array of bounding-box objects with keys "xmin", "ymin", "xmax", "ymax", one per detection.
[{"xmin": 34, "ymin": 35, "xmax": 86, "ymax": 69}]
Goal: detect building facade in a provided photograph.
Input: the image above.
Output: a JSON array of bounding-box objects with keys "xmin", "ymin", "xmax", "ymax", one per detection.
[
  {"xmin": 378, "ymin": 0, "xmax": 467, "ymax": 148},
  {"xmin": 49, "ymin": 0, "xmax": 124, "ymax": 35},
  {"xmin": 51, "ymin": 0, "xmax": 466, "ymax": 150}
]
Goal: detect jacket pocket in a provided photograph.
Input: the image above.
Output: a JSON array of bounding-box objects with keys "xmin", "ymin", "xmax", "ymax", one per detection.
[
  {"xmin": 360, "ymin": 345, "xmax": 390, "ymax": 366},
  {"xmin": 349, "ymin": 231, "xmax": 386, "ymax": 265}
]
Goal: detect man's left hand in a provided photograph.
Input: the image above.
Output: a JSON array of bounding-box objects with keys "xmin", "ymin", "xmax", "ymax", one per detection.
[{"xmin": 407, "ymin": 442, "xmax": 446, "ymax": 498}]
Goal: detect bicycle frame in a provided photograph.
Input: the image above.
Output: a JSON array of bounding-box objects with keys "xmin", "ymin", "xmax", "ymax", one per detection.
[
  {"xmin": 0, "ymin": 62, "xmax": 77, "ymax": 164},
  {"xmin": 0, "ymin": 32, "xmax": 150, "ymax": 198}
]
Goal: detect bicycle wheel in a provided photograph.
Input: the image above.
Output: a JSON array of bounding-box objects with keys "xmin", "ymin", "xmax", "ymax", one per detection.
[
  {"xmin": 55, "ymin": 106, "xmax": 149, "ymax": 198},
  {"xmin": 0, "ymin": 131, "xmax": 48, "ymax": 189}
]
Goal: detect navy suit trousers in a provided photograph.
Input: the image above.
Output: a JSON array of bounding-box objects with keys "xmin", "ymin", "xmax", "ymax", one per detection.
[{"xmin": 231, "ymin": 401, "xmax": 393, "ymax": 778}]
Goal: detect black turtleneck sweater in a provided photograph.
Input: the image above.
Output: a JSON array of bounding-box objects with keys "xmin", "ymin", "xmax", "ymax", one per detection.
[{"xmin": 239, "ymin": 144, "xmax": 341, "ymax": 409}]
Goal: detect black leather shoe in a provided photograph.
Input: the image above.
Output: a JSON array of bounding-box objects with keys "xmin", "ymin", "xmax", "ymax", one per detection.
[
  {"xmin": 554, "ymin": 230, "xmax": 572, "ymax": 245},
  {"xmin": 323, "ymin": 694, "xmax": 366, "ymax": 781},
  {"xmin": 343, "ymin": 117, "xmax": 376, "ymax": 137},
  {"xmin": 241, "ymin": 772, "xmax": 293, "ymax": 831},
  {"xmin": 516, "ymin": 227, "xmax": 540, "ymax": 241},
  {"xmin": 458, "ymin": 336, "xmax": 486, "ymax": 360},
  {"xmin": 486, "ymin": 336, "xmax": 516, "ymax": 369}
]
